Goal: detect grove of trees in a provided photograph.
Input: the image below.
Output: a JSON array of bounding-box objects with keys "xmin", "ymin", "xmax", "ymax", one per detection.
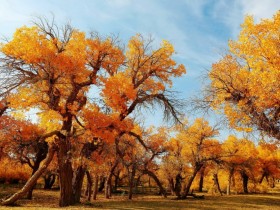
[{"xmin": 0, "ymin": 11, "xmax": 280, "ymax": 207}]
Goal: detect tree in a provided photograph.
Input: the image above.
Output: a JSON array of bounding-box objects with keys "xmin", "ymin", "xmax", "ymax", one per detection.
[
  {"xmin": 221, "ymin": 135, "xmax": 257, "ymax": 194},
  {"xmin": 161, "ymin": 118, "xmax": 221, "ymax": 198},
  {"xmin": 256, "ymin": 141, "xmax": 280, "ymax": 187},
  {"xmin": 179, "ymin": 118, "xmax": 221, "ymax": 198},
  {"xmin": 0, "ymin": 116, "xmax": 48, "ymax": 199},
  {"xmin": 0, "ymin": 18, "xmax": 185, "ymax": 206},
  {"xmin": 115, "ymin": 126, "xmax": 168, "ymax": 199},
  {"xmin": 161, "ymin": 135, "xmax": 187, "ymax": 197},
  {"xmin": 204, "ymin": 11, "xmax": 280, "ymax": 141},
  {"xmin": 1, "ymin": 144, "xmax": 57, "ymax": 206}
]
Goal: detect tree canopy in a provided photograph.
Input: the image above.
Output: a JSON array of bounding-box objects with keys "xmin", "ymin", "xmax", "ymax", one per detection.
[{"xmin": 205, "ymin": 11, "xmax": 280, "ymax": 140}]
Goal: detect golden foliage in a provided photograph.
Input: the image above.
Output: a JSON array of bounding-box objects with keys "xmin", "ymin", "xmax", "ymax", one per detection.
[{"xmin": 208, "ymin": 11, "xmax": 280, "ymax": 137}]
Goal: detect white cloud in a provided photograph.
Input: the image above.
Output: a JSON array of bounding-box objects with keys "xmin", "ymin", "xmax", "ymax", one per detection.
[
  {"xmin": 239, "ymin": 0, "xmax": 280, "ymax": 21},
  {"xmin": 209, "ymin": 0, "xmax": 280, "ymax": 37}
]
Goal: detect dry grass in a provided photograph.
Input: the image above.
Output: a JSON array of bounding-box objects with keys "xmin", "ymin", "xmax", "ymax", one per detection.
[{"xmin": 1, "ymin": 185, "xmax": 280, "ymax": 210}]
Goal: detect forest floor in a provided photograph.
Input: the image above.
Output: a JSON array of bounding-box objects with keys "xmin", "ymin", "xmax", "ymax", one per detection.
[{"xmin": 0, "ymin": 185, "xmax": 280, "ymax": 209}]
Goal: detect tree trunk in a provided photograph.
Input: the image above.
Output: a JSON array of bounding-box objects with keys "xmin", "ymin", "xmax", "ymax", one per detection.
[
  {"xmin": 241, "ymin": 171, "xmax": 249, "ymax": 194},
  {"xmin": 58, "ymin": 139, "xmax": 74, "ymax": 207},
  {"xmin": 183, "ymin": 172, "xmax": 197, "ymax": 198},
  {"xmin": 142, "ymin": 169, "xmax": 167, "ymax": 198},
  {"xmin": 72, "ymin": 165, "xmax": 86, "ymax": 203},
  {"xmin": 182, "ymin": 163, "xmax": 203, "ymax": 198},
  {"xmin": 114, "ymin": 170, "xmax": 120, "ymax": 192},
  {"xmin": 270, "ymin": 177, "xmax": 275, "ymax": 188},
  {"xmin": 135, "ymin": 175, "xmax": 142, "ymax": 194},
  {"xmin": 128, "ymin": 164, "xmax": 136, "ymax": 200},
  {"xmin": 44, "ymin": 174, "xmax": 56, "ymax": 189},
  {"xmin": 105, "ymin": 160, "xmax": 119, "ymax": 198},
  {"xmin": 93, "ymin": 175, "xmax": 99, "ymax": 200},
  {"xmin": 213, "ymin": 173, "xmax": 223, "ymax": 196},
  {"xmin": 105, "ymin": 179, "xmax": 112, "ymax": 199},
  {"xmin": 98, "ymin": 176, "xmax": 105, "ymax": 192},
  {"xmin": 27, "ymin": 141, "xmax": 49, "ymax": 199},
  {"xmin": 174, "ymin": 173, "xmax": 182, "ymax": 198},
  {"xmin": 198, "ymin": 167, "xmax": 205, "ymax": 192},
  {"xmin": 85, "ymin": 171, "xmax": 93, "ymax": 201},
  {"xmin": 168, "ymin": 178, "xmax": 175, "ymax": 195},
  {"xmin": 26, "ymin": 166, "xmax": 39, "ymax": 200},
  {"xmin": 72, "ymin": 141, "xmax": 99, "ymax": 201},
  {"xmin": 1, "ymin": 145, "xmax": 56, "ymax": 206},
  {"xmin": 227, "ymin": 167, "xmax": 234, "ymax": 195}
]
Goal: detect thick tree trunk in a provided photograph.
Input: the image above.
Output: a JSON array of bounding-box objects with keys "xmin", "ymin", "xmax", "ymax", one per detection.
[
  {"xmin": 142, "ymin": 169, "xmax": 167, "ymax": 198},
  {"xmin": 93, "ymin": 175, "xmax": 99, "ymax": 200},
  {"xmin": 241, "ymin": 171, "xmax": 249, "ymax": 194},
  {"xmin": 58, "ymin": 139, "xmax": 74, "ymax": 207},
  {"xmin": 213, "ymin": 173, "xmax": 223, "ymax": 196},
  {"xmin": 85, "ymin": 171, "xmax": 93, "ymax": 201},
  {"xmin": 1, "ymin": 145, "xmax": 56, "ymax": 206}
]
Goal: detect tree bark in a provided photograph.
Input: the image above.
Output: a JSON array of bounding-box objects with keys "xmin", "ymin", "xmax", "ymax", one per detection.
[
  {"xmin": 72, "ymin": 141, "xmax": 99, "ymax": 203},
  {"xmin": 105, "ymin": 160, "xmax": 119, "ymax": 198},
  {"xmin": 174, "ymin": 173, "xmax": 182, "ymax": 198},
  {"xmin": 198, "ymin": 167, "xmax": 205, "ymax": 192},
  {"xmin": 58, "ymin": 139, "xmax": 74, "ymax": 207},
  {"xmin": 105, "ymin": 179, "xmax": 112, "ymax": 199},
  {"xmin": 93, "ymin": 175, "xmax": 99, "ymax": 200},
  {"xmin": 27, "ymin": 141, "xmax": 49, "ymax": 199},
  {"xmin": 128, "ymin": 164, "xmax": 136, "ymax": 200},
  {"xmin": 72, "ymin": 165, "xmax": 86, "ymax": 203},
  {"xmin": 213, "ymin": 173, "xmax": 223, "ymax": 196},
  {"xmin": 241, "ymin": 170, "xmax": 249, "ymax": 194},
  {"xmin": 135, "ymin": 175, "xmax": 142, "ymax": 194},
  {"xmin": 168, "ymin": 178, "xmax": 175, "ymax": 195},
  {"xmin": 114, "ymin": 170, "xmax": 120, "ymax": 192},
  {"xmin": 227, "ymin": 167, "xmax": 234, "ymax": 195},
  {"xmin": 98, "ymin": 176, "xmax": 105, "ymax": 192},
  {"xmin": 270, "ymin": 177, "xmax": 275, "ymax": 188},
  {"xmin": 1, "ymin": 145, "xmax": 56, "ymax": 206},
  {"xmin": 85, "ymin": 171, "xmax": 93, "ymax": 201},
  {"xmin": 26, "ymin": 169, "xmax": 37, "ymax": 200}
]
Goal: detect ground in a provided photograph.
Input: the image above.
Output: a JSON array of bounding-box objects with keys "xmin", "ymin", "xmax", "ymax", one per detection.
[{"xmin": 1, "ymin": 185, "xmax": 280, "ymax": 210}]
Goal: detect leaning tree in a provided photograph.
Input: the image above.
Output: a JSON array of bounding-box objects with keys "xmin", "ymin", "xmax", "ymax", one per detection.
[{"xmin": 204, "ymin": 11, "xmax": 280, "ymax": 140}]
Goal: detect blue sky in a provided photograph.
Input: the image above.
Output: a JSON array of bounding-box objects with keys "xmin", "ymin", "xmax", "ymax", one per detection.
[{"xmin": 1, "ymin": 0, "xmax": 280, "ymax": 135}]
